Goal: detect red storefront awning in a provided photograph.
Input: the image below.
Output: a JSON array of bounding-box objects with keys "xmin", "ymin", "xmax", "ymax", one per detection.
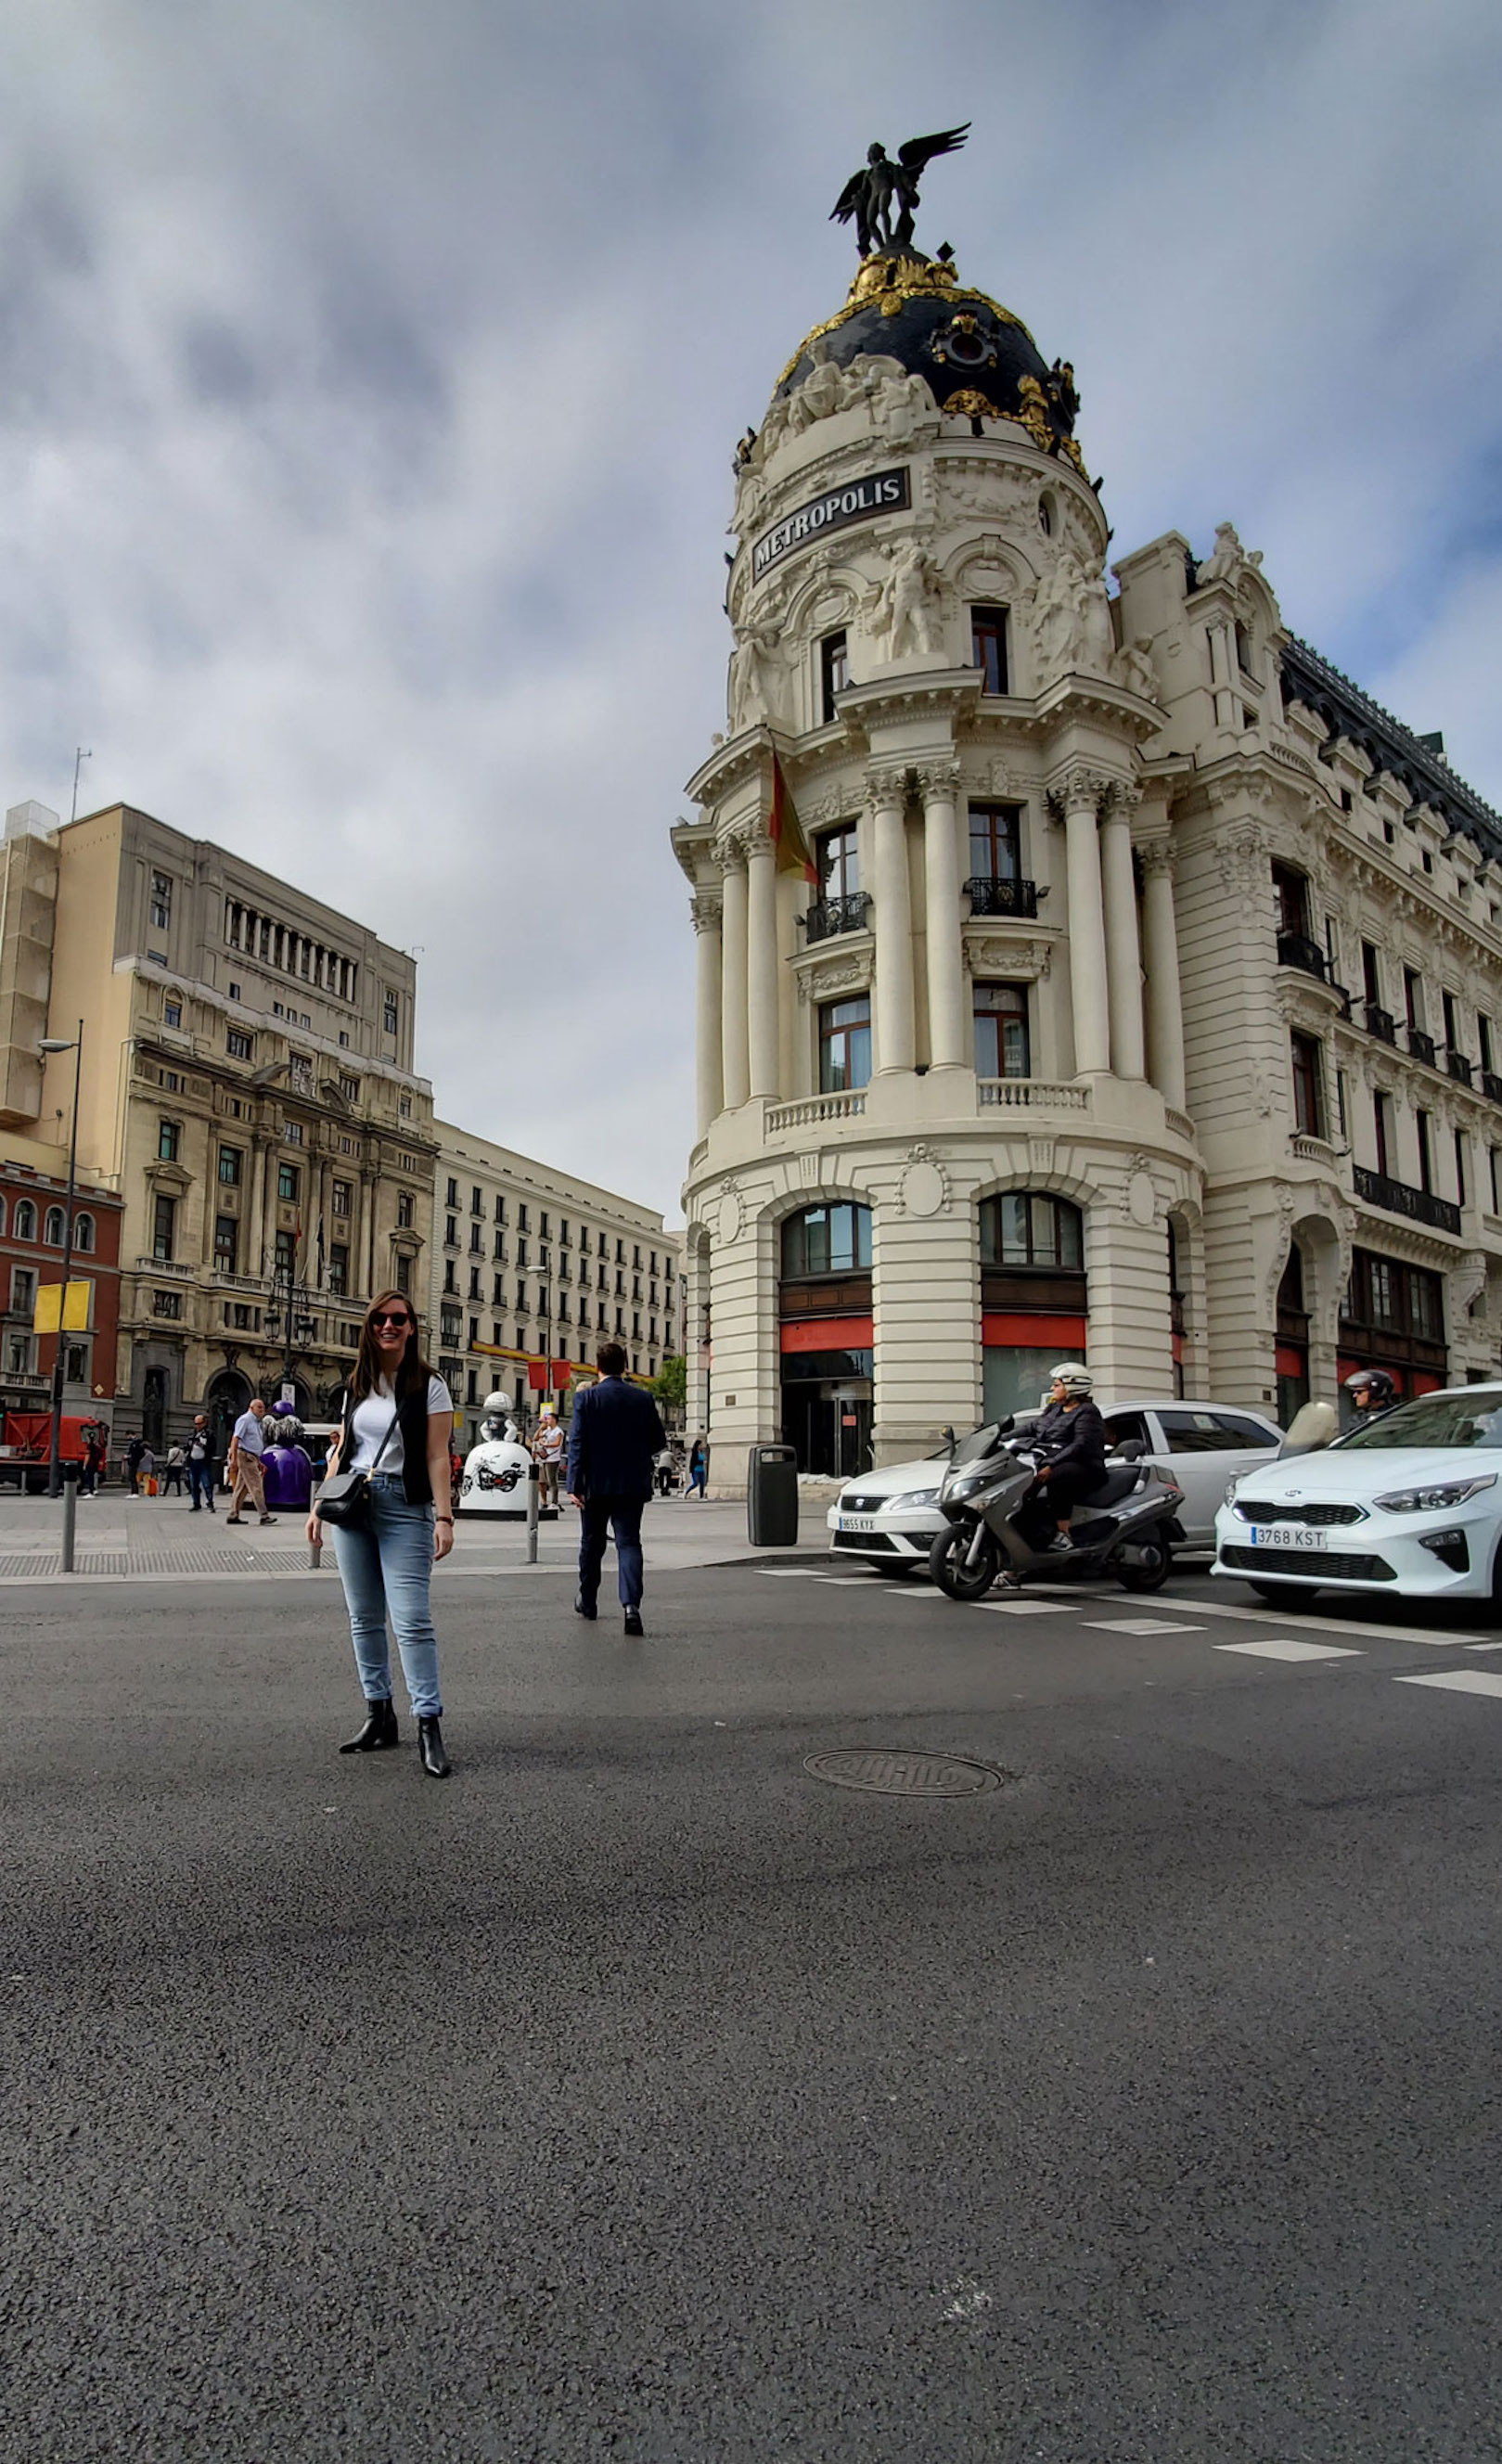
[
  {"xmin": 780, "ymin": 1315, "xmax": 874, "ymax": 1354},
  {"xmin": 982, "ymin": 1312, "xmax": 1087, "ymax": 1350}
]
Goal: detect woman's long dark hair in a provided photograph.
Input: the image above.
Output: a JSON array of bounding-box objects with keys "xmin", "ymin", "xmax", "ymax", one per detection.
[{"xmin": 348, "ymin": 1289, "xmax": 434, "ymax": 1405}]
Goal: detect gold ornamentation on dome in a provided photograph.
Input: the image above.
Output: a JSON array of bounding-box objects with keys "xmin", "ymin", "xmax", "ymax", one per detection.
[
  {"xmin": 1015, "ymin": 375, "xmax": 1056, "ymax": 454},
  {"xmin": 772, "ymin": 252, "xmax": 1035, "ymax": 391},
  {"xmin": 942, "ymin": 389, "xmax": 995, "ymax": 419},
  {"xmin": 1059, "ymin": 434, "xmax": 1087, "ymax": 478}
]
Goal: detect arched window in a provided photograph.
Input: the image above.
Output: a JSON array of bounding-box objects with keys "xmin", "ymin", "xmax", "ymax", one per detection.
[
  {"xmin": 72, "ymin": 1213, "xmax": 95, "ymax": 1254},
  {"xmin": 44, "ymin": 1207, "xmax": 66, "ymax": 1247},
  {"xmin": 13, "ymin": 1200, "xmax": 36, "ymax": 1241},
  {"xmin": 979, "ymin": 1192, "xmax": 1083, "ymax": 1270},
  {"xmin": 780, "ymin": 1203, "xmax": 872, "ymax": 1279}
]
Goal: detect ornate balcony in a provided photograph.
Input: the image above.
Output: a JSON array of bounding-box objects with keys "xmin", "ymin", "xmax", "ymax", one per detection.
[
  {"xmin": 801, "ymin": 893, "xmax": 869, "ymax": 945},
  {"xmin": 765, "ymin": 1091, "xmax": 867, "ymax": 1132},
  {"xmin": 1353, "ymin": 1164, "xmax": 1461, "ymax": 1237},
  {"xmin": 1363, "ymin": 1003, "xmax": 1396, "ymax": 1044},
  {"xmin": 1446, "ymin": 1050, "xmax": 1474, "ymax": 1086},
  {"xmin": 1406, "ymin": 1025, "xmax": 1437, "ymax": 1066},
  {"xmin": 965, "ymin": 876, "xmax": 1039, "ymax": 919},
  {"xmin": 1276, "ymin": 931, "xmax": 1330, "ymax": 982},
  {"xmin": 978, "ymin": 1078, "xmax": 1090, "ymax": 1112},
  {"xmin": 1484, "ymin": 1072, "xmax": 1502, "ymax": 1108}
]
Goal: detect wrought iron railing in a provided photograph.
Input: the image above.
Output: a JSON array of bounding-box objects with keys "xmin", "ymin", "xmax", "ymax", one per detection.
[
  {"xmin": 1446, "ymin": 1050, "xmax": 1474, "ymax": 1086},
  {"xmin": 965, "ymin": 877, "xmax": 1039, "ymax": 918},
  {"xmin": 1353, "ymin": 1164, "xmax": 1461, "ymax": 1236},
  {"xmin": 1406, "ymin": 1025, "xmax": 1437, "ymax": 1065},
  {"xmin": 1484, "ymin": 1072, "xmax": 1502, "ymax": 1107},
  {"xmin": 1363, "ymin": 1004, "xmax": 1396, "ymax": 1044},
  {"xmin": 801, "ymin": 893, "xmax": 869, "ymax": 944},
  {"xmin": 1276, "ymin": 931, "xmax": 1331, "ymax": 982}
]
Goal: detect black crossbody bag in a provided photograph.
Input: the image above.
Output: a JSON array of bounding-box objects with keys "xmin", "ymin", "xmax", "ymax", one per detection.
[{"xmin": 315, "ymin": 1401, "xmax": 400, "ymax": 1531}]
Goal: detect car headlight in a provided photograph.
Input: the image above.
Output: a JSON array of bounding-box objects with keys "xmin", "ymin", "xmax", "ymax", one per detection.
[
  {"xmin": 1372, "ymin": 1473, "xmax": 1498, "ymax": 1513},
  {"xmin": 1223, "ymin": 1478, "xmax": 1242, "ymax": 1508},
  {"xmin": 886, "ymin": 1487, "xmax": 940, "ymax": 1512}
]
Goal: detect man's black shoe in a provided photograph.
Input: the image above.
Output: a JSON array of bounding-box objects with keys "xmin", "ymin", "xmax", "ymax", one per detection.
[
  {"xmin": 574, "ymin": 1595, "xmax": 597, "ymax": 1621},
  {"xmin": 623, "ymin": 1608, "xmax": 644, "ymax": 1636}
]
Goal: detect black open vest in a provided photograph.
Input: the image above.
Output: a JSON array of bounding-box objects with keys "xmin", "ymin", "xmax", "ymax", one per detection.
[{"xmin": 333, "ymin": 1382, "xmax": 435, "ymax": 1507}]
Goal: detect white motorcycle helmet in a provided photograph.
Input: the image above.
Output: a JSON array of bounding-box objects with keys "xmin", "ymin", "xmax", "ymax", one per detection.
[{"xmin": 1049, "ymin": 1362, "xmax": 1094, "ymax": 1396}]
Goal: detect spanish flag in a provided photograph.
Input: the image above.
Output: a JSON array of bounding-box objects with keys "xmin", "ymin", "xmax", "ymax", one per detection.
[{"xmin": 769, "ymin": 753, "xmax": 818, "ymax": 884}]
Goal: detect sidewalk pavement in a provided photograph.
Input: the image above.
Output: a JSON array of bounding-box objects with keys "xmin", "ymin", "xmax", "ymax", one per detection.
[{"xmin": 0, "ymin": 1488, "xmax": 830, "ymax": 1585}]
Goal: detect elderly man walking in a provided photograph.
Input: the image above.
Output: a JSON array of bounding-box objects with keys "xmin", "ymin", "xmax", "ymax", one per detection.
[
  {"xmin": 226, "ymin": 1397, "xmax": 278, "ymax": 1527},
  {"xmin": 567, "ymin": 1342, "xmax": 666, "ymax": 1636}
]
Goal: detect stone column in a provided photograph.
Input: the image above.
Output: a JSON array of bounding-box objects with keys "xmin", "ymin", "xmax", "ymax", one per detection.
[
  {"xmin": 1050, "ymin": 765, "xmax": 1111, "ymax": 1076},
  {"xmin": 719, "ymin": 847, "xmax": 750, "ymax": 1111},
  {"xmin": 919, "ymin": 759, "xmax": 967, "ymax": 1071},
  {"xmin": 690, "ymin": 889, "xmax": 724, "ymax": 1137},
  {"xmin": 1139, "ymin": 839, "xmax": 1187, "ymax": 1112},
  {"xmin": 746, "ymin": 828, "xmax": 779, "ymax": 1099},
  {"xmin": 869, "ymin": 766, "xmax": 915, "ymax": 1074},
  {"xmin": 1099, "ymin": 789, "xmax": 1146, "ymax": 1081}
]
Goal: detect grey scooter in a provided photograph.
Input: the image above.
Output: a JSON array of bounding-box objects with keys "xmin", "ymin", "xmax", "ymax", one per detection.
[{"xmin": 928, "ymin": 1418, "xmax": 1184, "ymax": 1602}]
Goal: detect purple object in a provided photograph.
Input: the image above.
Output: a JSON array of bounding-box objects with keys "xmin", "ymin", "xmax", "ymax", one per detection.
[{"xmin": 262, "ymin": 1443, "xmax": 314, "ymax": 1511}]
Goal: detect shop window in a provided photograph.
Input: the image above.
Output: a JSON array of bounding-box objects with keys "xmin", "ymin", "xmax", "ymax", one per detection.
[
  {"xmin": 979, "ymin": 1192, "xmax": 1083, "ymax": 1271},
  {"xmin": 780, "ymin": 1204, "xmax": 872, "ymax": 1278},
  {"xmin": 973, "ymin": 982, "xmax": 1029, "ymax": 1078}
]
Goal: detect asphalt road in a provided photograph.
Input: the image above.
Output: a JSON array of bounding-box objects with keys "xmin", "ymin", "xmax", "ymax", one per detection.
[{"xmin": 6, "ymin": 1554, "xmax": 1502, "ymax": 2462}]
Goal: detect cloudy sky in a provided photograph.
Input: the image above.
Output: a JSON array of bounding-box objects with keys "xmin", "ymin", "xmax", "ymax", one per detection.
[{"xmin": 2, "ymin": 0, "xmax": 1498, "ymax": 1219}]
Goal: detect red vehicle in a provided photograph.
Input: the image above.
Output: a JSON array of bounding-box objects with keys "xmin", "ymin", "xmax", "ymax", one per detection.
[{"xmin": 0, "ymin": 1412, "xmax": 102, "ymax": 1493}]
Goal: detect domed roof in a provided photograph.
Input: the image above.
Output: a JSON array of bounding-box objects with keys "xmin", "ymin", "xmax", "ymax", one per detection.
[{"xmin": 775, "ymin": 248, "xmax": 1085, "ymax": 474}]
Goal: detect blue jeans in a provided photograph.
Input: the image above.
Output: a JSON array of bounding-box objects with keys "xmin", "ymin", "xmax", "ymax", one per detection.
[
  {"xmin": 330, "ymin": 1475, "xmax": 443, "ymax": 1718},
  {"xmin": 187, "ymin": 1459, "xmax": 215, "ymax": 1509},
  {"xmin": 577, "ymin": 1495, "xmax": 646, "ymax": 1610}
]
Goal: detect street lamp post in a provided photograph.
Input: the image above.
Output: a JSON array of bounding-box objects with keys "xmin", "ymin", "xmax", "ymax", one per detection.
[
  {"xmin": 264, "ymin": 1245, "xmax": 317, "ymax": 1400},
  {"xmin": 38, "ymin": 1024, "xmax": 83, "ymax": 1499}
]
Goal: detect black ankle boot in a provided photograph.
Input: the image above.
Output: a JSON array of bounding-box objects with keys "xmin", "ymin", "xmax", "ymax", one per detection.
[
  {"xmin": 339, "ymin": 1698, "xmax": 398, "ymax": 1753},
  {"xmin": 417, "ymin": 1715, "xmax": 451, "ymax": 1778}
]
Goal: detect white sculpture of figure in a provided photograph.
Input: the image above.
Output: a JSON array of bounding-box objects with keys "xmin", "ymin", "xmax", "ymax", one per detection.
[
  {"xmin": 1117, "ymin": 635, "xmax": 1160, "ymax": 702},
  {"xmin": 876, "ymin": 539, "xmax": 944, "ymax": 659},
  {"xmin": 1197, "ymin": 520, "xmax": 1263, "ymax": 587},
  {"xmin": 758, "ymin": 393, "xmax": 792, "ymax": 458},
  {"xmin": 1033, "ymin": 548, "xmax": 1082, "ymax": 681},
  {"xmin": 786, "ymin": 338, "xmax": 845, "ymax": 434},
  {"xmin": 873, "ymin": 365, "xmax": 932, "ymax": 443},
  {"xmin": 727, "ymin": 622, "xmax": 780, "ymax": 731},
  {"xmin": 458, "ymin": 1392, "xmax": 545, "ymax": 1521},
  {"xmin": 1074, "ymin": 551, "xmax": 1117, "ymax": 676}
]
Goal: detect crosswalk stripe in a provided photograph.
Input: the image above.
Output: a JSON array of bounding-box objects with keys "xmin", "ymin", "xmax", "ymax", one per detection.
[
  {"xmin": 1394, "ymin": 1669, "xmax": 1502, "ymax": 1698},
  {"xmin": 1214, "ymin": 1637, "xmax": 1364, "ymax": 1662},
  {"xmin": 1085, "ymin": 1618, "xmax": 1206, "ymax": 1636}
]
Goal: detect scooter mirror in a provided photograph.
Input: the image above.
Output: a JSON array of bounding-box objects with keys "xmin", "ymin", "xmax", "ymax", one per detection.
[
  {"xmin": 1277, "ymin": 1398, "xmax": 1338, "ymax": 1458},
  {"xmin": 942, "ymin": 1424, "xmax": 956, "ymax": 1454}
]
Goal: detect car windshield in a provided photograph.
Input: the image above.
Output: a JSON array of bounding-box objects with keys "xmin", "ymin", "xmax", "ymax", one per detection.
[{"xmin": 1338, "ymin": 1392, "xmax": 1502, "ymax": 1451}]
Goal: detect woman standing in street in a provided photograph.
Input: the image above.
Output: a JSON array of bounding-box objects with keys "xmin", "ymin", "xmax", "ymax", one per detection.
[{"xmin": 307, "ymin": 1290, "xmax": 456, "ymax": 1778}]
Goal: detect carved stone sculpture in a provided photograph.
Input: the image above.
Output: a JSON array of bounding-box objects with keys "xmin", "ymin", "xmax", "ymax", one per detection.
[
  {"xmin": 1117, "ymin": 636, "xmax": 1160, "ymax": 702},
  {"xmin": 829, "ymin": 126, "xmax": 970, "ymax": 258},
  {"xmin": 727, "ymin": 622, "xmax": 781, "ymax": 731},
  {"xmin": 871, "ymin": 539, "xmax": 944, "ymax": 659},
  {"xmin": 1197, "ymin": 521, "xmax": 1264, "ymax": 587}
]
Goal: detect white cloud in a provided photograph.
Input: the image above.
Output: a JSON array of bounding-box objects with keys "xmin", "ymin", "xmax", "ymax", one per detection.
[{"xmin": 0, "ymin": 0, "xmax": 1499, "ymax": 1222}]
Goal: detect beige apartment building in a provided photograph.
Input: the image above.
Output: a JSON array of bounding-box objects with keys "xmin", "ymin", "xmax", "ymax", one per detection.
[
  {"xmin": 0, "ymin": 799, "xmax": 437, "ymax": 1455},
  {"xmin": 430, "ymin": 1121, "xmax": 681, "ymax": 1448},
  {"xmin": 673, "ymin": 238, "xmax": 1502, "ymax": 1490}
]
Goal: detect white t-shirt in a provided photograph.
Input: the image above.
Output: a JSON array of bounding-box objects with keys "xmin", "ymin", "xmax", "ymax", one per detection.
[{"xmin": 344, "ymin": 1375, "xmax": 452, "ymax": 1475}]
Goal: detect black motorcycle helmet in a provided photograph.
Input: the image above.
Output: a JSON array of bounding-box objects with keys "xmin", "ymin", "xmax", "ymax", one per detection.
[{"xmin": 1343, "ymin": 1367, "xmax": 1397, "ymax": 1409}]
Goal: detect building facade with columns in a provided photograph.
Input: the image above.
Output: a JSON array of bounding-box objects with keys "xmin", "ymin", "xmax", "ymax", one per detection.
[{"xmin": 674, "ymin": 241, "xmax": 1502, "ymax": 1491}]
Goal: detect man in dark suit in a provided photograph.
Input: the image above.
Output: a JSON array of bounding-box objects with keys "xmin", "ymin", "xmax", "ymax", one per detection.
[{"xmin": 567, "ymin": 1341, "xmax": 669, "ymax": 1635}]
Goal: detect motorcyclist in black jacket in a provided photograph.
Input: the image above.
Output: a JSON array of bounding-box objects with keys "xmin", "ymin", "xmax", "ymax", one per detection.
[{"xmin": 1027, "ymin": 1363, "xmax": 1109, "ymax": 1552}]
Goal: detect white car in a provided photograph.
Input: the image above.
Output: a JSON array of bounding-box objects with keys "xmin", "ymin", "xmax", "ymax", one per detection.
[
  {"xmin": 827, "ymin": 1397, "xmax": 1283, "ymax": 1571},
  {"xmin": 1213, "ymin": 1381, "xmax": 1502, "ymax": 1607}
]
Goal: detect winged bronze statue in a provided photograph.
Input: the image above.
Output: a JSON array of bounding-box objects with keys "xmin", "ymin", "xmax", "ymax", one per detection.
[{"xmin": 830, "ymin": 124, "xmax": 970, "ymax": 258}]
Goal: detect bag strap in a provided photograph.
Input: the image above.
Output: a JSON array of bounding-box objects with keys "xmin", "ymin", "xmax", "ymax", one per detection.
[{"xmin": 341, "ymin": 1390, "xmax": 402, "ymax": 1477}]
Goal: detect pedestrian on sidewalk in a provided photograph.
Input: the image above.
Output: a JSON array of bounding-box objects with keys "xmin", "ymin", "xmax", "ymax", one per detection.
[
  {"xmin": 186, "ymin": 1415, "xmax": 216, "ymax": 1513},
  {"xmin": 568, "ymin": 1341, "xmax": 667, "ymax": 1636},
  {"xmin": 687, "ymin": 1432, "xmax": 709, "ymax": 1499},
  {"xmin": 309, "ymin": 1290, "xmax": 456, "ymax": 1779},
  {"xmin": 226, "ymin": 1398, "xmax": 277, "ymax": 1526},
  {"xmin": 162, "ymin": 1442, "xmax": 187, "ymax": 1496},
  {"xmin": 82, "ymin": 1430, "xmax": 106, "ymax": 1496},
  {"xmin": 533, "ymin": 1405, "xmax": 565, "ymax": 1510},
  {"xmin": 124, "ymin": 1434, "xmax": 145, "ymax": 1495}
]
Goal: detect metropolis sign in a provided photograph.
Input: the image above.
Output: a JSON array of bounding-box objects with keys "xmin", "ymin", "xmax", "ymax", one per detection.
[{"xmin": 751, "ymin": 467, "xmax": 910, "ymax": 580}]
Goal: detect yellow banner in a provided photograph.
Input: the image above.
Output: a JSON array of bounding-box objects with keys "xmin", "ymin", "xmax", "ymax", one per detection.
[{"xmin": 32, "ymin": 1280, "xmax": 92, "ymax": 1334}]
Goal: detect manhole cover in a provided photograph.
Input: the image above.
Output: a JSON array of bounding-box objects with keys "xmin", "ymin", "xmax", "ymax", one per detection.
[{"xmin": 804, "ymin": 1749, "xmax": 1006, "ymax": 1798}]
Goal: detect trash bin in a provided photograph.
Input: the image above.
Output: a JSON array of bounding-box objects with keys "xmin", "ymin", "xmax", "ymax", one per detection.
[{"xmin": 748, "ymin": 1444, "xmax": 799, "ymax": 1547}]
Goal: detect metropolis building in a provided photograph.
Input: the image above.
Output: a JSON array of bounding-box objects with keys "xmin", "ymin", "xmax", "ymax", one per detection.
[{"xmin": 672, "ymin": 220, "xmax": 1502, "ymax": 1489}]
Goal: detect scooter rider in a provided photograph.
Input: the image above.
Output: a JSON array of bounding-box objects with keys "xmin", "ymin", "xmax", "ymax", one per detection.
[
  {"xmin": 1029, "ymin": 1364, "xmax": 1109, "ymax": 1552},
  {"xmin": 1343, "ymin": 1367, "xmax": 1398, "ymax": 1424}
]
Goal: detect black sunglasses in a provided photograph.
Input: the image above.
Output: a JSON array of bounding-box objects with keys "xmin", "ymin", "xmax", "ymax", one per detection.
[{"xmin": 369, "ymin": 1312, "xmax": 412, "ymax": 1328}]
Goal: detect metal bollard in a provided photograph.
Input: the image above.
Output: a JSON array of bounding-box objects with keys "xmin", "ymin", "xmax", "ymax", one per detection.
[
  {"xmin": 60, "ymin": 1458, "xmax": 81, "ymax": 1573},
  {"xmin": 526, "ymin": 1459, "xmax": 540, "ymax": 1565}
]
